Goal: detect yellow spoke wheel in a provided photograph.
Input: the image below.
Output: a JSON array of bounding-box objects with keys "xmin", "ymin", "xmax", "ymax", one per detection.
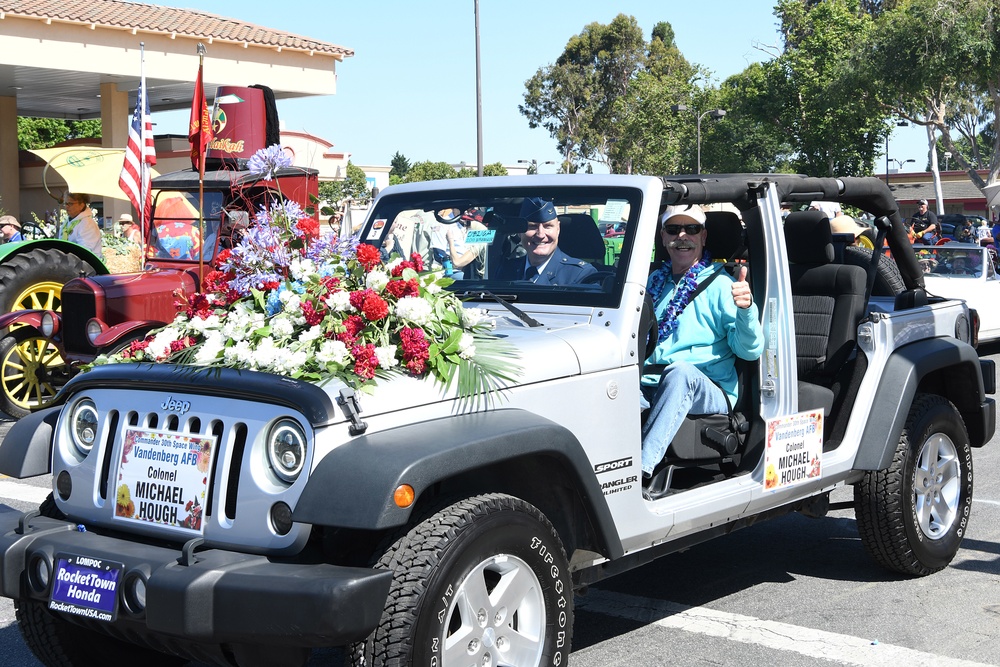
[{"xmin": 0, "ymin": 327, "xmax": 69, "ymax": 417}]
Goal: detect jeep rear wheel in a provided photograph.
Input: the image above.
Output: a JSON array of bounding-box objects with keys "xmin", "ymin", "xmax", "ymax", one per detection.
[
  {"xmin": 351, "ymin": 493, "xmax": 573, "ymax": 667},
  {"xmin": 0, "ymin": 326, "xmax": 70, "ymax": 418},
  {"xmin": 854, "ymin": 394, "xmax": 973, "ymax": 576}
]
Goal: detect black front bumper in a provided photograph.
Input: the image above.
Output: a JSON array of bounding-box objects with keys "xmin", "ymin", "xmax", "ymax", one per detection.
[{"xmin": 0, "ymin": 512, "xmax": 391, "ymax": 647}]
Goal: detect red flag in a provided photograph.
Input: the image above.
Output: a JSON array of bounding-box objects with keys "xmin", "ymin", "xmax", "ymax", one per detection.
[
  {"xmin": 189, "ymin": 62, "xmax": 212, "ymax": 171},
  {"xmin": 119, "ymin": 66, "xmax": 156, "ymax": 228}
]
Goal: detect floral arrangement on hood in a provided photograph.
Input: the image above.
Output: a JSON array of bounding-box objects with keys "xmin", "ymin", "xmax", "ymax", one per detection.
[{"xmin": 91, "ymin": 145, "xmax": 519, "ymax": 407}]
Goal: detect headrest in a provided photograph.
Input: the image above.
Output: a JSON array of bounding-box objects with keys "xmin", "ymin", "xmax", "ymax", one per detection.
[
  {"xmin": 704, "ymin": 211, "xmax": 744, "ymax": 260},
  {"xmin": 784, "ymin": 210, "xmax": 834, "ymax": 265}
]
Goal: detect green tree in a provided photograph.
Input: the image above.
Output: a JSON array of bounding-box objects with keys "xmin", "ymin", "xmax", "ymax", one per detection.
[
  {"xmin": 317, "ymin": 161, "xmax": 372, "ymax": 207},
  {"xmin": 863, "ymin": 0, "xmax": 1000, "ymax": 188},
  {"xmin": 389, "ymin": 151, "xmax": 410, "ymax": 180},
  {"xmin": 403, "ymin": 161, "xmax": 458, "ymax": 183},
  {"xmin": 17, "ymin": 117, "xmax": 102, "ymax": 150},
  {"xmin": 482, "ymin": 162, "xmax": 508, "ymax": 177},
  {"xmin": 772, "ymin": 0, "xmax": 886, "ymax": 176}
]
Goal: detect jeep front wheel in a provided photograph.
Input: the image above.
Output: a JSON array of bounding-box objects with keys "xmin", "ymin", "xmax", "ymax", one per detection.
[
  {"xmin": 351, "ymin": 493, "xmax": 573, "ymax": 667},
  {"xmin": 854, "ymin": 394, "xmax": 973, "ymax": 576}
]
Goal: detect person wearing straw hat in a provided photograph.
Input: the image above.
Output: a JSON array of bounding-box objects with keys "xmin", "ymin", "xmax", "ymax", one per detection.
[
  {"xmin": 0, "ymin": 215, "xmax": 22, "ymax": 243},
  {"xmin": 118, "ymin": 213, "xmax": 141, "ymax": 244},
  {"xmin": 830, "ymin": 214, "xmax": 873, "ymax": 248}
]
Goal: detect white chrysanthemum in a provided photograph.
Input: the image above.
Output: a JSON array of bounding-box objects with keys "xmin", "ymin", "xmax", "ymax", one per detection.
[
  {"xmin": 270, "ymin": 315, "xmax": 295, "ymax": 339},
  {"xmin": 462, "ymin": 307, "xmax": 491, "ymax": 328},
  {"xmin": 281, "ymin": 293, "xmax": 302, "ymax": 313},
  {"xmin": 188, "ymin": 314, "xmax": 222, "ymax": 334},
  {"xmin": 194, "ymin": 332, "xmax": 226, "ymax": 364},
  {"xmin": 224, "ymin": 340, "xmax": 253, "ymax": 365},
  {"xmin": 394, "ymin": 296, "xmax": 433, "ymax": 325},
  {"xmin": 458, "ymin": 333, "xmax": 476, "ymax": 360},
  {"xmin": 147, "ymin": 327, "xmax": 182, "ymax": 360},
  {"xmin": 366, "ymin": 270, "xmax": 390, "ymax": 292},
  {"xmin": 298, "ymin": 325, "xmax": 322, "ymax": 344},
  {"xmin": 325, "ymin": 290, "xmax": 353, "ymax": 312},
  {"xmin": 316, "ymin": 339, "xmax": 349, "ymax": 365},
  {"xmin": 289, "ymin": 258, "xmax": 317, "ymax": 282},
  {"xmin": 276, "ymin": 349, "xmax": 309, "ymax": 374},
  {"xmin": 251, "ymin": 337, "xmax": 279, "ymax": 370},
  {"xmin": 375, "ymin": 345, "xmax": 399, "ymax": 369},
  {"xmin": 424, "ymin": 281, "xmax": 443, "ymax": 294}
]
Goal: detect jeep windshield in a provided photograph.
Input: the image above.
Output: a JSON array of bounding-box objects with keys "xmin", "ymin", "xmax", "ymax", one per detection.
[{"xmin": 361, "ymin": 184, "xmax": 643, "ymax": 307}]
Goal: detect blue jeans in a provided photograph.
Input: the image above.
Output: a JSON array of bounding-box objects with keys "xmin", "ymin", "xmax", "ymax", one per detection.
[{"xmin": 641, "ymin": 361, "xmax": 729, "ymax": 476}]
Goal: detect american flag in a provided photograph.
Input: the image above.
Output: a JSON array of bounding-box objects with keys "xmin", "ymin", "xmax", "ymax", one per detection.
[{"xmin": 119, "ymin": 70, "xmax": 156, "ymax": 228}]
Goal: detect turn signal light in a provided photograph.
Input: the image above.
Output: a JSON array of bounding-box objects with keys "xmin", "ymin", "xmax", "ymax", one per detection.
[{"xmin": 393, "ymin": 484, "xmax": 415, "ymax": 508}]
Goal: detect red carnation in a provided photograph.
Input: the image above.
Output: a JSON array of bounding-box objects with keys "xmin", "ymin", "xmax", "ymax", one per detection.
[
  {"xmin": 386, "ymin": 278, "xmax": 420, "ymax": 299},
  {"xmin": 295, "ymin": 218, "xmax": 320, "ymax": 242},
  {"xmin": 336, "ymin": 314, "xmax": 365, "ymax": 345},
  {"xmin": 186, "ymin": 293, "xmax": 213, "ymax": 319},
  {"xmin": 349, "ymin": 289, "xmax": 373, "ymax": 311},
  {"xmin": 351, "ymin": 343, "xmax": 379, "ymax": 380},
  {"xmin": 362, "ymin": 294, "xmax": 389, "ymax": 321},
  {"xmin": 356, "ymin": 243, "xmax": 382, "ymax": 271},
  {"xmin": 213, "ymin": 248, "xmax": 232, "ymax": 268},
  {"xmin": 400, "ymin": 326, "xmax": 430, "ymax": 375},
  {"xmin": 410, "ymin": 252, "xmax": 425, "ymax": 272},
  {"xmin": 301, "ymin": 300, "xmax": 325, "ymax": 326}
]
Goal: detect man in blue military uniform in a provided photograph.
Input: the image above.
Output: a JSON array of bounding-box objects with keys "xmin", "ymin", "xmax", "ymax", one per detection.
[{"xmin": 496, "ymin": 197, "xmax": 597, "ymax": 285}]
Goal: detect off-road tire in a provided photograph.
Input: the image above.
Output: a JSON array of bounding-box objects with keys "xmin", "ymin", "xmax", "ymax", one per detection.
[
  {"xmin": 351, "ymin": 493, "xmax": 573, "ymax": 667},
  {"xmin": 15, "ymin": 495, "xmax": 184, "ymax": 667},
  {"xmin": 0, "ymin": 326, "xmax": 70, "ymax": 418},
  {"xmin": 854, "ymin": 394, "xmax": 973, "ymax": 576},
  {"xmin": 0, "ymin": 247, "xmax": 97, "ymax": 314},
  {"xmin": 842, "ymin": 245, "xmax": 906, "ymax": 297}
]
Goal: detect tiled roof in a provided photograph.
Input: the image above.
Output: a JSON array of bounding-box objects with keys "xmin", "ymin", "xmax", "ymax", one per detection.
[
  {"xmin": 890, "ymin": 179, "xmax": 987, "ymax": 204},
  {"xmin": 0, "ymin": 0, "xmax": 353, "ymax": 58}
]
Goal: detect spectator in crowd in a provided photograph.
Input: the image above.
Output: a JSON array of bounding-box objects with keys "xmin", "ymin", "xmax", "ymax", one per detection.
[
  {"xmin": 62, "ymin": 192, "xmax": 102, "ymax": 257},
  {"xmin": 910, "ymin": 199, "xmax": 939, "ymax": 245},
  {"xmin": 829, "ymin": 215, "xmax": 870, "ymax": 246},
  {"xmin": 119, "ymin": 213, "xmax": 141, "ymax": 243},
  {"xmin": 0, "ymin": 215, "xmax": 22, "ymax": 242}
]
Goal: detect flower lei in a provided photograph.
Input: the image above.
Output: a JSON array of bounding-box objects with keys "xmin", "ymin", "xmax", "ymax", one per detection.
[{"xmin": 648, "ymin": 250, "xmax": 713, "ymax": 342}]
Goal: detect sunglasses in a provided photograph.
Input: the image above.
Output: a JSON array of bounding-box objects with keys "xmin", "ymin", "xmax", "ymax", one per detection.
[{"xmin": 663, "ymin": 223, "xmax": 704, "ymax": 235}]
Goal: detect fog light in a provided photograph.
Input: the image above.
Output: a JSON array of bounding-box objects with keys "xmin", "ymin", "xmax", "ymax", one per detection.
[
  {"xmin": 270, "ymin": 502, "xmax": 293, "ymax": 535},
  {"xmin": 56, "ymin": 471, "xmax": 72, "ymax": 500},
  {"xmin": 122, "ymin": 572, "xmax": 147, "ymax": 615},
  {"xmin": 27, "ymin": 554, "xmax": 51, "ymax": 594}
]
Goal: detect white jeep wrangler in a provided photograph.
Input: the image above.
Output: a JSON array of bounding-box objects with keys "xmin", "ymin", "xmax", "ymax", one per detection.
[{"xmin": 0, "ymin": 174, "xmax": 993, "ymax": 667}]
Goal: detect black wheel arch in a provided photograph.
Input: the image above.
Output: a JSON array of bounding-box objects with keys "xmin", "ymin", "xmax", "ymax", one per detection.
[
  {"xmin": 294, "ymin": 408, "xmax": 624, "ymax": 560},
  {"xmin": 0, "ymin": 405, "xmax": 60, "ymax": 478},
  {"xmin": 855, "ymin": 337, "xmax": 991, "ymax": 470}
]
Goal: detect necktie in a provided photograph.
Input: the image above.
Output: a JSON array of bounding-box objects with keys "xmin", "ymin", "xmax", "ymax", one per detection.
[{"xmin": 525, "ymin": 266, "xmax": 538, "ymax": 281}]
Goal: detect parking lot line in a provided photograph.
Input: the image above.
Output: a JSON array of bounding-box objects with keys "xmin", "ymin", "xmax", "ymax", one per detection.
[
  {"xmin": 0, "ymin": 480, "xmax": 49, "ymax": 505},
  {"xmin": 577, "ymin": 589, "xmax": 994, "ymax": 667}
]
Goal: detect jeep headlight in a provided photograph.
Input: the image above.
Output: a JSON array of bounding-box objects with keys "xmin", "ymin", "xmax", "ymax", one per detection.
[
  {"xmin": 266, "ymin": 419, "xmax": 307, "ymax": 483},
  {"xmin": 70, "ymin": 399, "xmax": 99, "ymax": 456}
]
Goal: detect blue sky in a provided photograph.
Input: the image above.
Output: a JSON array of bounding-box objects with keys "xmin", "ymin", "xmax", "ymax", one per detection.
[{"xmin": 154, "ymin": 0, "xmax": 927, "ymax": 172}]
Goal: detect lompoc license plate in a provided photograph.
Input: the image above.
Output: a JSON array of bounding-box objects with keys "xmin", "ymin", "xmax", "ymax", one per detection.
[{"xmin": 49, "ymin": 554, "xmax": 123, "ymax": 622}]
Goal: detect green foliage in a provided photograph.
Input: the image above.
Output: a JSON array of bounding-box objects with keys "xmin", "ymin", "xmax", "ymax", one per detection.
[
  {"xmin": 389, "ymin": 151, "xmax": 410, "ymax": 179},
  {"xmin": 318, "ymin": 161, "xmax": 372, "ymax": 207},
  {"xmin": 17, "ymin": 117, "xmax": 102, "ymax": 149},
  {"xmin": 482, "ymin": 162, "xmax": 508, "ymax": 177},
  {"xmin": 403, "ymin": 161, "xmax": 458, "ymax": 183}
]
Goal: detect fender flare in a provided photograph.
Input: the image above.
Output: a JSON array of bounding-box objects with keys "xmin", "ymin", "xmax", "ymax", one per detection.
[
  {"xmin": 293, "ymin": 408, "xmax": 623, "ymax": 559},
  {"xmin": 0, "ymin": 406, "xmax": 61, "ymax": 478},
  {"xmin": 854, "ymin": 337, "xmax": 986, "ymax": 470}
]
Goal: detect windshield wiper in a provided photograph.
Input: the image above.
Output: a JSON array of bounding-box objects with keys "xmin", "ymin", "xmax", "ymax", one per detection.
[{"xmin": 458, "ymin": 290, "xmax": 543, "ymax": 328}]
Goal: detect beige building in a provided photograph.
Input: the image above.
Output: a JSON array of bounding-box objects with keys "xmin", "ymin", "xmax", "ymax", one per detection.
[{"xmin": 0, "ymin": 0, "xmax": 352, "ymax": 221}]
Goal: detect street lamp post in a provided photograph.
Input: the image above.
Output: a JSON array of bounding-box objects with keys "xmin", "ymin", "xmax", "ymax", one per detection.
[
  {"xmin": 670, "ymin": 104, "xmax": 727, "ymax": 174},
  {"xmin": 891, "ymin": 158, "xmax": 915, "ymax": 172},
  {"xmin": 885, "ymin": 119, "xmax": 910, "ymax": 185},
  {"xmin": 517, "ymin": 159, "xmax": 555, "ymax": 175}
]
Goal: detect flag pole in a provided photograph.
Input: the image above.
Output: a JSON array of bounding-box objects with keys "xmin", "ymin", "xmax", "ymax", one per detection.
[
  {"xmin": 139, "ymin": 42, "xmax": 147, "ymax": 253},
  {"xmin": 197, "ymin": 43, "xmax": 207, "ymax": 282}
]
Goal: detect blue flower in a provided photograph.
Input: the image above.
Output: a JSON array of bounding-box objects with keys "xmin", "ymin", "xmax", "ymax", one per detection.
[{"xmin": 247, "ymin": 144, "xmax": 293, "ymax": 180}]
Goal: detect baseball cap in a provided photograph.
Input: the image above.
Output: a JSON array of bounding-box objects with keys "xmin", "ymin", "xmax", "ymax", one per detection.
[
  {"xmin": 919, "ymin": 199, "xmax": 928, "ymax": 205},
  {"xmin": 660, "ymin": 205, "xmax": 707, "ymax": 227}
]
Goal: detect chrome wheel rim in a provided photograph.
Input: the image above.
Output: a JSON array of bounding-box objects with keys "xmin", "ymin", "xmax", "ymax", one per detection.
[
  {"xmin": 442, "ymin": 553, "xmax": 545, "ymax": 667},
  {"xmin": 913, "ymin": 433, "xmax": 961, "ymax": 540}
]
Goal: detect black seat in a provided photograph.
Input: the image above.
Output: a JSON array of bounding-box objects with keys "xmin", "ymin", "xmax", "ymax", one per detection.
[
  {"xmin": 557, "ymin": 214, "xmax": 606, "ymax": 264},
  {"xmin": 783, "ymin": 210, "xmax": 867, "ymax": 414}
]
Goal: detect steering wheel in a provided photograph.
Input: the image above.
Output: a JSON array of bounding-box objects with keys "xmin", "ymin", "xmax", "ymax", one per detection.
[
  {"xmin": 579, "ymin": 269, "xmax": 616, "ymax": 287},
  {"xmin": 19, "ymin": 221, "xmax": 50, "ymax": 240}
]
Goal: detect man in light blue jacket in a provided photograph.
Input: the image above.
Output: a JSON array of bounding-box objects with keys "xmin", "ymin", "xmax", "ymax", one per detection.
[{"xmin": 640, "ymin": 205, "xmax": 765, "ymax": 480}]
